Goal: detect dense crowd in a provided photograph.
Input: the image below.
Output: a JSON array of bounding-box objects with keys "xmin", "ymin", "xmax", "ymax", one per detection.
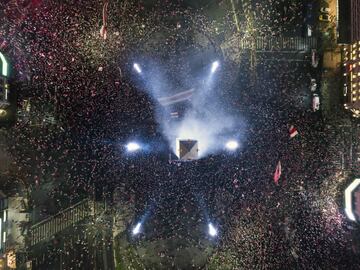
[{"xmin": 1, "ymin": 0, "xmax": 359, "ymax": 269}]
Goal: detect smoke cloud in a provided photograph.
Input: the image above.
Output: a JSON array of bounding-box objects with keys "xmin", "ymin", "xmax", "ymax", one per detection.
[{"xmin": 134, "ymin": 56, "xmax": 246, "ymax": 158}]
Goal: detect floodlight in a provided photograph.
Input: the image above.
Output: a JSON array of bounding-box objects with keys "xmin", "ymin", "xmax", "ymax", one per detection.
[
  {"xmin": 132, "ymin": 222, "xmax": 142, "ymax": 235},
  {"xmin": 126, "ymin": 142, "xmax": 140, "ymax": 152},
  {"xmin": 133, "ymin": 63, "xmax": 142, "ymax": 74},
  {"xmin": 225, "ymin": 140, "xmax": 239, "ymax": 150},
  {"xmin": 208, "ymin": 223, "xmax": 217, "ymax": 237},
  {"xmin": 211, "ymin": 61, "xmax": 219, "ymax": 73}
]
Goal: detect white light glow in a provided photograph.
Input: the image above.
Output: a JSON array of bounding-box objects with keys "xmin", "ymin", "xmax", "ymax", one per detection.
[
  {"xmin": 345, "ymin": 178, "xmax": 360, "ymax": 221},
  {"xmin": 225, "ymin": 140, "xmax": 239, "ymax": 150},
  {"xmin": 132, "ymin": 222, "xmax": 141, "ymax": 235},
  {"xmin": 126, "ymin": 142, "xmax": 140, "ymax": 152},
  {"xmin": 0, "ymin": 52, "xmax": 8, "ymax": 77},
  {"xmin": 0, "ymin": 109, "xmax": 7, "ymax": 117},
  {"xmin": 133, "ymin": 63, "xmax": 142, "ymax": 74},
  {"xmin": 208, "ymin": 223, "xmax": 217, "ymax": 237},
  {"xmin": 211, "ymin": 61, "xmax": 219, "ymax": 73}
]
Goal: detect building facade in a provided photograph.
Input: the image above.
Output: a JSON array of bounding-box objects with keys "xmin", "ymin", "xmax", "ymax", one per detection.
[
  {"xmin": 0, "ymin": 51, "xmax": 16, "ymax": 126},
  {"xmin": 340, "ymin": 0, "xmax": 360, "ymax": 116}
]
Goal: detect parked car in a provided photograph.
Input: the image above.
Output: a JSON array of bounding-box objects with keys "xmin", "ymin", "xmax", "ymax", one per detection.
[
  {"xmin": 312, "ymin": 94, "xmax": 320, "ymax": 111},
  {"xmin": 343, "ymin": 84, "xmax": 348, "ymax": 96},
  {"xmin": 311, "ymin": 49, "xmax": 319, "ymax": 68},
  {"xmin": 307, "ymin": 24, "xmax": 313, "ymax": 37},
  {"xmin": 319, "ymin": 14, "xmax": 330, "ymax": 22},
  {"xmin": 320, "ymin": 7, "xmax": 331, "ymax": 13},
  {"xmin": 311, "ymin": 79, "xmax": 317, "ymax": 91}
]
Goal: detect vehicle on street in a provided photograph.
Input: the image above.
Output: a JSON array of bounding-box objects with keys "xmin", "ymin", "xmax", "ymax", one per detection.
[
  {"xmin": 311, "ymin": 79, "xmax": 317, "ymax": 91},
  {"xmin": 319, "ymin": 14, "xmax": 330, "ymax": 22},
  {"xmin": 320, "ymin": 7, "xmax": 331, "ymax": 13},
  {"xmin": 312, "ymin": 94, "xmax": 320, "ymax": 111},
  {"xmin": 344, "ymin": 84, "xmax": 348, "ymax": 96},
  {"xmin": 307, "ymin": 24, "xmax": 313, "ymax": 37},
  {"xmin": 311, "ymin": 49, "xmax": 319, "ymax": 68}
]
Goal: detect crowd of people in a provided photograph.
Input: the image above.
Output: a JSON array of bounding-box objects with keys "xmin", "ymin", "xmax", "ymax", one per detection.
[{"xmin": 0, "ymin": 0, "xmax": 359, "ymax": 269}]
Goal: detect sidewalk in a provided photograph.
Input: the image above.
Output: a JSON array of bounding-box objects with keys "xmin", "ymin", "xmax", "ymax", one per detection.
[
  {"xmin": 319, "ymin": 0, "xmax": 345, "ymax": 119},
  {"xmin": 322, "ymin": 0, "xmax": 341, "ymax": 69}
]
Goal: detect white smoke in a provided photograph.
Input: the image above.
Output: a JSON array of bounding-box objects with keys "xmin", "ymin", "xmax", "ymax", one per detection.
[{"xmin": 137, "ymin": 58, "xmax": 246, "ymax": 158}]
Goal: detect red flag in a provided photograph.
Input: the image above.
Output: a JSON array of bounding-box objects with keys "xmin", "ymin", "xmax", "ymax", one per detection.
[
  {"xmin": 289, "ymin": 125, "xmax": 298, "ymax": 138},
  {"xmin": 273, "ymin": 161, "xmax": 282, "ymax": 185},
  {"xmin": 100, "ymin": 1, "xmax": 109, "ymax": 40},
  {"xmin": 100, "ymin": 25, "xmax": 107, "ymax": 40}
]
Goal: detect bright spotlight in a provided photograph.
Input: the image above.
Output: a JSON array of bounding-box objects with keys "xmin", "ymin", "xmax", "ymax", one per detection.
[
  {"xmin": 126, "ymin": 142, "xmax": 140, "ymax": 152},
  {"xmin": 132, "ymin": 222, "xmax": 142, "ymax": 235},
  {"xmin": 133, "ymin": 63, "xmax": 142, "ymax": 74},
  {"xmin": 211, "ymin": 61, "xmax": 219, "ymax": 73},
  {"xmin": 208, "ymin": 223, "xmax": 217, "ymax": 237},
  {"xmin": 225, "ymin": 140, "xmax": 239, "ymax": 150}
]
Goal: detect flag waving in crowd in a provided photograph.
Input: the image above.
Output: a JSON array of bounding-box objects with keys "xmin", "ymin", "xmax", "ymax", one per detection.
[
  {"xmin": 274, "ymin": 161, "xmax": 282, "ymax": 185},
  {"xmin": 100, "ymin": 0, "xmax": 109, "ymax": 40},
  {"xmin": 289, "ymin": 125, "xmax": 298, "ymax": 138}
]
